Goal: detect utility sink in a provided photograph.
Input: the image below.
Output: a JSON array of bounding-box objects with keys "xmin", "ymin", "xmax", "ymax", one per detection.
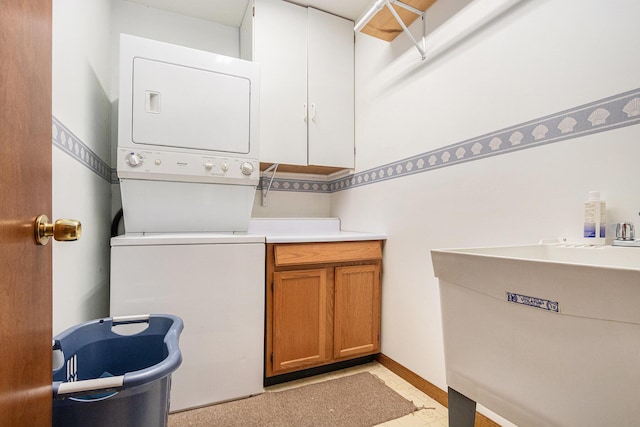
[{"xmin": 431, "ymin": 243, "xmax": 640, "ymax": 427}]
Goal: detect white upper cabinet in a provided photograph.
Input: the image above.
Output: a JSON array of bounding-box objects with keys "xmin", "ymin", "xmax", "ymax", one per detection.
[{"xmin": 242, "ymin": 0, "xmax": 354, "ymax": 169}]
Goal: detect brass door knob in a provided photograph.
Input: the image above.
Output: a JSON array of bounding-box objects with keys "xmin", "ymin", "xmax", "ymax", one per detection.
[{"xmin": 35, "ymin": 215, "xmax": 82, "ymax": 246}]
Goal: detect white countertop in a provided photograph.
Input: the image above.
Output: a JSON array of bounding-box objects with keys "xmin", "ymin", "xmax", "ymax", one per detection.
[
  {"xmin": 111, "ymin": 232, "xmax": 265, "ymax": 246},
  {"xmin": 248, "ymin": 218, "xmax": 387, "ymax": 243},
  {"xmin": 110, "ymin": 218, "xmax": 387, "ymax": 245}
]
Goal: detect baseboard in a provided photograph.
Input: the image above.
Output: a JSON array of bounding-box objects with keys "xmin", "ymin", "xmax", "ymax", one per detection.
[
  {"xmin": 375, "ymin": 354, "xmax": 501, "ymax": 427},
  {"xmin": 264, "ymin": 355, "xmax": 376, "ymax": 387}
]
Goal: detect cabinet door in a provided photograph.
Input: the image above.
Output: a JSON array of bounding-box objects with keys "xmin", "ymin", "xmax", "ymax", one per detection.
[
  {"xmin": 307, "ymin": 8, "xmax": 355, "ymax": 168},
  {"xmin": 272, "ymin": 269, "xmax": 329, "ymax": 373},
  {"xmin": 334, "ymin": 264, "xmax": 381, "ymax": 359},
  {"xmin": 253, "ymin": 0, "xmax": 308, "ymax": 165}
]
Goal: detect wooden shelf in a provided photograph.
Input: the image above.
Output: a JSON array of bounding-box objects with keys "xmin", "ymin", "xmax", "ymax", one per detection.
[
  {"xmin": 359, "ymin": 0, "xmax": 437, "ymax": 42},
  {"xmin": 260, "ymin": 162, "xmax": 348, "ymax": 176}
]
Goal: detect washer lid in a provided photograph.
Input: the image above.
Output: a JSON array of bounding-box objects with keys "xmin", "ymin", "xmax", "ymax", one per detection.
[{"xmin": 111, "ymin": 232, "xmax": 265, "ymax": 246}]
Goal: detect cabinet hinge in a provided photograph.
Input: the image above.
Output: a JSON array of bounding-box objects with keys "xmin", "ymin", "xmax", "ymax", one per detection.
[
  {"xmin": 270, "ymin": 352, "xmax": 274, "ymax": 363},
  {"xmin": 252, "ymin": 6, "xmax": 255, "ymax": 17},
  {"xmin": 271, "ymin": 281, "xmax": 274, "ymax": 292}
]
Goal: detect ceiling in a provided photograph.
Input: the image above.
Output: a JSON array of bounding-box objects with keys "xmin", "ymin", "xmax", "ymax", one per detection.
[{"xmin": 126, "ymin": 0, "xmax": 373, "ymax": 27}]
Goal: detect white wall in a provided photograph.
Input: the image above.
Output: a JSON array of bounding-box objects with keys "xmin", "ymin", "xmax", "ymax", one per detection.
[
  {"xmin": 53, "ymin": 0, "xmax": 113, "ymax": 159},
  {"xmin": 112, "ymin": 1, "xmax": 239, "ymax": 55},
  {"xmin": 110, "ymin": 0, "xmax": 240, "ymax": 99},
  {"xmin": 252, "ymin": 190, "xmax": 331, "ymax": 217},
  {"xmin": 332, "ymin": 0, "xmax": 640, "ymax": 424},
  {"xmin": 52, "ymin": 0, "xmax": 113, "ymax": 334}
]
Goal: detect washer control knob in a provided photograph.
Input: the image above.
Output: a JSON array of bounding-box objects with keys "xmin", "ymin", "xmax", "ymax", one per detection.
[
  {"xmin": 240, "ymin": 162, "xmax": 254, "ymax": 176},
  {"xmin": 126, "ymin": 152, "xmax": 143, "ymax": 167},
  {"xmin": 204, "ymin": 162, "xmax": 213, "ymax": 170},
  {"xmin": 221, "ymin": 163, "xmax": 229, "ymax": 172}
]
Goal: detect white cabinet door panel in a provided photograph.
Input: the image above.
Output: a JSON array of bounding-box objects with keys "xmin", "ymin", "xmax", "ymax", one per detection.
[
  {"xmin": 254, "ymin": 0, "xmax": 308, "ymax": 165},
  {"xmin": 307, "ymin": 8, "xmax": 355, "ymax": 168}
]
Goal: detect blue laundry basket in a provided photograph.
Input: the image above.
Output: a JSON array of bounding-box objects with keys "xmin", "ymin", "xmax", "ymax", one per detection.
[{"xmin": 52, "ymin": 314, "xmax": 183, "ymax": 427}]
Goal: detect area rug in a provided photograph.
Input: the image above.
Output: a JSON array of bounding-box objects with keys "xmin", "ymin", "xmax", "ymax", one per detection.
[{"xmin": 168, "ymin": 372, "xmax": 418, "ymax": 427}]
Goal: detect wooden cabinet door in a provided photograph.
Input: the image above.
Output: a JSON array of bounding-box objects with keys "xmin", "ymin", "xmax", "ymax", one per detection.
[
  {"xmin": 334, "ymin": 265, "xmax": 381, "ymax": 359},
  {"xmin": 272, "ymin": 269, "xmax": 329, "ymax": 373},
  {"xmin": 307, "ymin": 7, "xmax": 355, "ymax": 168}
]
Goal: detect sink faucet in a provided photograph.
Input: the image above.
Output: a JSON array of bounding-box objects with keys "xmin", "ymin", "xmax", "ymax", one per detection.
[{"xmin": 612, "ymin": 222, "xmax": 640, "ymax": 247}]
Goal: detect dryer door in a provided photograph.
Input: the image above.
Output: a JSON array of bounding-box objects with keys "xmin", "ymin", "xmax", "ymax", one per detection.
[{"xmin": 131, "ymin": 58, "xmax": 252, "ymax": 155}]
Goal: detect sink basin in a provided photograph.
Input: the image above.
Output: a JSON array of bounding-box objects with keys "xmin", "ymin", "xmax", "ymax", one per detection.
[
  {"xmin": 431, "ymin": 243, "xmax": 640, "ymax": 427},
  {"xmin": 440, "ymin": 242, "xmax": 640, "ymax": 269}
]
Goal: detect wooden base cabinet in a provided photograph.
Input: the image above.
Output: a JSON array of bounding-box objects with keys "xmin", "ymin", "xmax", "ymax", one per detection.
[{"xmin": 266, "ymin": 241, "xmax": 383, "ymax": 378}]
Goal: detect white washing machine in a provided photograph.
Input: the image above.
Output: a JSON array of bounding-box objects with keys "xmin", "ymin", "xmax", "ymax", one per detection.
[
  {"xmin": 110, "ymin": 233, "xmax": 265, "ymax": 411},
  {"xmin": 111, "ymin": 35, "xmax": 265, "ymax": 411}
]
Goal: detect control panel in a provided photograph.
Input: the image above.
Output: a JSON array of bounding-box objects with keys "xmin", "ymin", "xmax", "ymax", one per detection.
[{"xmin": 117, "ymin": 148, "xmax": 259, "ymax": 185}]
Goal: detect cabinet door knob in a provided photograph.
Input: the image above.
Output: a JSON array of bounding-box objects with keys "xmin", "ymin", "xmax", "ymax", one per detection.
[{"xmin": 310, "ymin": 103, "xmax": 316, "ymax": 122}]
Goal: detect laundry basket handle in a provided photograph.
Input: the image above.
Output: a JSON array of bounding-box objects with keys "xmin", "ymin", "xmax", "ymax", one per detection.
[
  {"xmin": 112, "ymin": 314, "xmax": 150, "ymax": 325},
  {"xmin": 55, "ymin": 375, "xmax": 125, "ymax": 396}
]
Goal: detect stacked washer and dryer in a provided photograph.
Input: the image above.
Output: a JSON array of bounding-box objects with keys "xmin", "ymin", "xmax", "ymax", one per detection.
[{"xmin": 110, "ymin": 35, "xmax": 264, "ymax": 411}]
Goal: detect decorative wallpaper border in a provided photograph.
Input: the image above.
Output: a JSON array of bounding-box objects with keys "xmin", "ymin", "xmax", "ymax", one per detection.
[
  {"xmin": 55, "ymin": 87, "xmax": 640, "ymax": 191},
  {"xmin": 258, "ymin": 176, "xmax": 332, "ymax": 193},
  {"xmin": 52, "ymin": 116, "xmax": 113, "ymax": 183},
  {"xmin": 331, "ymin": 89, "xmax": 640, "ymax": 191},
  {"xmin": 267, "ymin": 87, "xmax": 640, "ymax": 193}
]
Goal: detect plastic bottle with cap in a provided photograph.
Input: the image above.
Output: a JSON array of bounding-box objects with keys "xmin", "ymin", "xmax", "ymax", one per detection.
[{"xmin": 583, "ymin": 191, "xmax": 606, "ymax": 245}]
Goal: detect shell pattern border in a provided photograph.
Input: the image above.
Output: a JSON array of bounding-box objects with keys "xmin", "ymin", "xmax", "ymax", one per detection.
[{"xmin": 53, "ymin": 88, "xmax": 640, "ymax": 191}]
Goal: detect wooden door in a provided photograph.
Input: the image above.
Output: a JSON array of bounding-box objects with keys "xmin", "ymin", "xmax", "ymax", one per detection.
[
  {"xmin": 272, "ymin": 269, "xmax": 329, "ymax": 373},
  {"xmin": 0, "ymin": 1, "xmax": 53, "ymax": 425},
  {"xmin": 334, "ymin": 264, "xmax": 381, "ymax": 359}
]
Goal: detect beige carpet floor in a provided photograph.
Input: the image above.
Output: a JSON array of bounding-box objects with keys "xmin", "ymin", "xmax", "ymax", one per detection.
[{"xmin": 168, "ymin": 372, "xmax": 418, "ymax": 426}]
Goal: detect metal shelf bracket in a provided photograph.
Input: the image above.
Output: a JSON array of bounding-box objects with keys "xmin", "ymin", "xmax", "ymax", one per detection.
[
  {"xmin": 261, "ymin": 163, "xmax": 279, "ymax": 207},
  {"xmin": 355, "ymin": 0, "xmax": 426, "ymax": 60}
]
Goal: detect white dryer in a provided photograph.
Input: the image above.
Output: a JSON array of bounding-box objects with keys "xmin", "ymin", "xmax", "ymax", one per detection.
[{"xmin": 116, "ymin": 34, "xmax": 260, "ymax": 233}]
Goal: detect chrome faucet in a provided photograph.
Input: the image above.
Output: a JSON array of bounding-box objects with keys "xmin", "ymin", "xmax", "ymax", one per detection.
[{"xmin": 612, "ymin": 222, "xmax": 640, "ymax": 247}]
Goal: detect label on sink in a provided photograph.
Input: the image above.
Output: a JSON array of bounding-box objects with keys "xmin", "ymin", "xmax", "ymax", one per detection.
[{"xmin": 506, "ymin": 292, "xmax": 559, "ymax": 313}]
